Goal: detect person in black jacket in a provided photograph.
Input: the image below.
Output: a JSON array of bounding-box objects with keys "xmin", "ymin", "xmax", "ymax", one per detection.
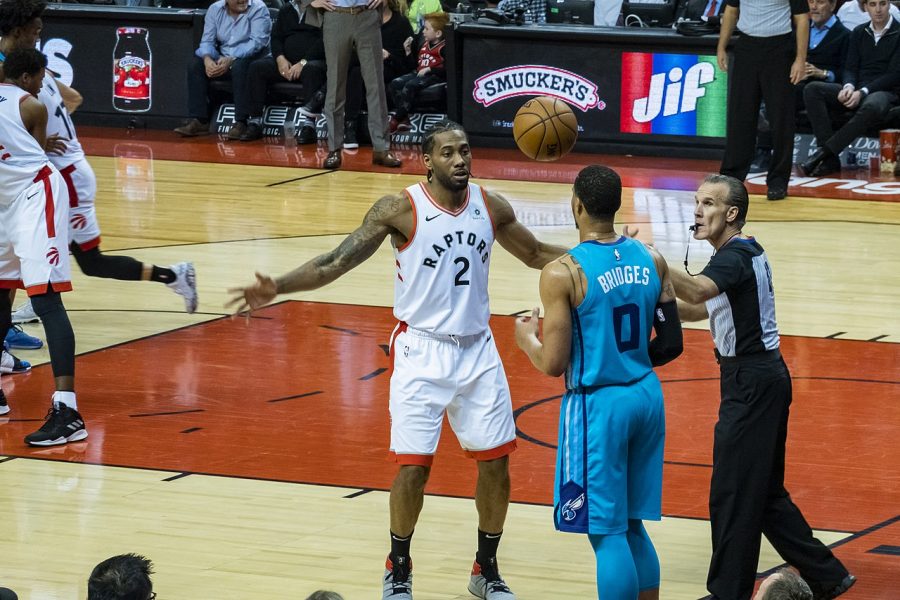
[
  {"xmin": 676, "ymin": 0, "xmax": 725, "ymax": 22},
  {"xmin": 240, "ymin": 0, "xmax": 328, "ymax": 142},
  {"xmin": 800, "ymin": 0, "xmax": 900, "ymax": 176},
  {"xmin": 343, "ymin": 0, "xmax": 415, "ymax": 148},
  {"xmin": 755, "ymin": 0, "xmax": 849, "ymax": 171}
]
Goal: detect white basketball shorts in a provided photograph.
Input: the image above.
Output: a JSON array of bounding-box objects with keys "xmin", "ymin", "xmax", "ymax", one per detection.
[
  {"xmin": 388, "ymin": 322, "xmax": 517, "ymax": 466},
  {"xmin": 0, "ymin": 165, "xmax": 72, "ymax": 295},
  {"xmin": 59, "ymin": 158, "xmax": 101, "ymax": 250}
]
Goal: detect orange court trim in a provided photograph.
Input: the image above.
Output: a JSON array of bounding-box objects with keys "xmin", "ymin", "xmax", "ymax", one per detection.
[
  {"xmin": 26, "ymin": 281, "xmax": 73, "ymax": 296},
  {"xmin": 391, "ymin": 452, "xmax": 435, "ymax": 467},
  {"xmin": 466, "ymin": 439, "xmax": 517, "ymax": 461}
]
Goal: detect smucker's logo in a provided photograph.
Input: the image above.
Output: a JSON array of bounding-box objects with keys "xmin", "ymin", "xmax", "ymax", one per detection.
[{"xmin": 473, "ymin": 65, "xmax": 605, "ymax": 112}]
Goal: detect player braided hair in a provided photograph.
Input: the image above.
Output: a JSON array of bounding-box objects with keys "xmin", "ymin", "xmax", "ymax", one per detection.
[
  {"xmin": 2, "ymin": 46, "xmax": 45, "ymax": 80},
  {"xmin": 573, "ymin": 165, "xmax": 622, "ymax": 220},
  {"xmin": 703, "ymin": 173, "xmax": 749, "ymax": 227},
  {"xmin": 0, "ymin": 0, "xmax": 47, "ymax": 36},
  {"xmin": 421, "ymin": 119, "xmax": 466, "ymax": 181}
]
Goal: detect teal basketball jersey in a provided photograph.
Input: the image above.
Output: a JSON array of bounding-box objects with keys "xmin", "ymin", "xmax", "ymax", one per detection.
[{"xmin": 567, "ymin": 237, "xmax": 661, "ymax": 389}]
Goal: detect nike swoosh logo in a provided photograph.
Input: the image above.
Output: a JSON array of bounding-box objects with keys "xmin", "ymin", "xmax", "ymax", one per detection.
[
  {"xmin": 26, "ymin": 191, "xmax": 39, "ymax": 200},
  {"xmin": 425, "ymin": 214, "xmax": 441, "ymax": 221}
]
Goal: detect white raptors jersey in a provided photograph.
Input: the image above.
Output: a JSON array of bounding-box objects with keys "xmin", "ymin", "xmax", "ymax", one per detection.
[
  {"xmin": 0, "ymin": 83, "xmax": 51, "ymax": 201},
  {"xmin": 393, "ymin": 182, "xmax": 495, "ymax": 336},
  {"xmin": 39, "ymin": 76, "xmax": 85, "ymax": 168}
]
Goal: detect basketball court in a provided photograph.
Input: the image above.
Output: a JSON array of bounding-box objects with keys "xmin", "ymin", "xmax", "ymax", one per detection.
[{"xmin": 0, "ymin": 128, "xmax": 897, "ymax": 599}]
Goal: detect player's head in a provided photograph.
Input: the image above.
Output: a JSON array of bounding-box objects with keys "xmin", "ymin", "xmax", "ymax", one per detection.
[
  {"xmin": 4, "ymin": 47, "xmax": 45, "ymax": 96},
  {"xmin": 693, "ymin": 174, "xmax": 748, "ymax": 242},
  {"xmin": 753, "ymin": 569, "xmax": 813, "ymax": 600},
  {"xmin": 0, "ymin": 0, "xmax": 46, "ymax": 46},
  {"xmin": 87, "ymin": 554, "xmax": 154, "ymax": 600},
  {"xmin": 571, "ymin": 165, "xmax": 622, "ymax": 226},
  {"xmin": 422, "ymin": 119, "xmax": 470, "ymax": 191}
]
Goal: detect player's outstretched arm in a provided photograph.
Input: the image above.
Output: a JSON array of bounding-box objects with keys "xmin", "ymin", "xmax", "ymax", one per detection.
[
  {"xmin": 648, "ymin": 248, "xmax": 683, "ymax": 367},
  {"xmin": 669, "ymin": 262, "xmax": 719, "ymax": 305},
  {"xmin": 227, "ymin": 194, "xmax": 405, "ymax": 313},
  {"xmin": 677, "ymin": 299, "xmax": 709, "ymax": 322},
  {"xmin": 486, "ymin": 191, "xmax": 569, "ymax": 270},
  {"xmin": 514, "ymin": 258, "xmax": 574, "ymax": 377}
]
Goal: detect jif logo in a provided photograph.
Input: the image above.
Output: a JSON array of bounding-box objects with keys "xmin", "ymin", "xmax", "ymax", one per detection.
[
  {"xmin": 632, "ymin": 63, "xmax": 715, "ymax": 122},
  {"xmin": 620, "ymin": 53, "xmax": 727, "ymax": 137}
]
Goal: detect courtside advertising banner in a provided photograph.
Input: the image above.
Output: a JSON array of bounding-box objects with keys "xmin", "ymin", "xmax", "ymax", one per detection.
[{"xmin": 462, "ymin": 39, "xmax": 728, "ymax": 144}]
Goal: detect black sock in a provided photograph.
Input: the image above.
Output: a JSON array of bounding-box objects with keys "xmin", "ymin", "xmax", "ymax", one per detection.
[
  {"xmin": 389, "ymin": 530, "xmax": 413, "ymax": 580},
  {"xmin": 150, "ymin": 266, "xmax": 176, "ymax": 284},
  {"xmin": 476, "ymin": 529, "xmax": 503, "ymax": 577}
]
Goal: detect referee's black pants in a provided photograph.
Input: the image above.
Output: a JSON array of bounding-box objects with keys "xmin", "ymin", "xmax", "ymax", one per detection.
[
  {"xmin": 720, "ymin": 33, "xmax": 796, "ymax": 191},
  {"xmin": 707, "ymin": 353, "xmax": 848, "ymax": 600}
]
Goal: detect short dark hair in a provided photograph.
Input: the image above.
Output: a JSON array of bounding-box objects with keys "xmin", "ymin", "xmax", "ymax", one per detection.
[
  {"xmin": 0, "ymin": 0, "xmax": 46, "ymax": 36},
  {"xmin": 573, "ymin": 165, "xmax": 622, "ymax": 219},
  {"xmin": 702, "ymin": 173, "xmax": 749, "ymax": 227},
  {"xmin": 758, "ymin": 569, "xmax": 813, "ymax": 600},
  {"xmin": 422, "ymin": 119, "xmax": 466, "ymax": 156},
  {"xmin": 87, "ymin": 554, "xmax": 154, "ymax": 600},
  {"xmin": 305, "ymin": 592, "xmax": 345, "ymax": 600},
  {"xmin": 2, "ymin": 47, "xmax": 46, "ymax": 80}
]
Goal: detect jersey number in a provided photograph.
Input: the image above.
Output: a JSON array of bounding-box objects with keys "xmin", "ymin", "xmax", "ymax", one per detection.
[
  {"xmin": 612, "ymin": 303, "xmax": 640, "ymax": 353},
  {"xmin": 454, "ymin": 257, "xmax": 470, "ymax": 286},
  {"xmin": 54, "ymin": 103, "xmax": 74, "ymax": 139}
]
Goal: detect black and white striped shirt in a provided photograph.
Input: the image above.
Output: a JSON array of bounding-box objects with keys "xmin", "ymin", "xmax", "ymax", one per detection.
[
  {"xmin": 701, "ymin": 238, "xmax": 779, "ymax": 358},
  {"xmin": 726, "ymin": 0, "xmax": 809, "ymax": 38}
]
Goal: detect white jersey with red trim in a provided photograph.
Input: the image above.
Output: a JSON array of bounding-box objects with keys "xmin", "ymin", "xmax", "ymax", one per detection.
[
  {"xmin": 39, "ymin": 76, "xmax": 85, "ymax": 169},
  {"xmin": 393, "ymin": 182, "xmax": 494, "ymax": 336},
  {"xmin": 0, "ymin": 83, "xmax": 51, "ymax": 201}
]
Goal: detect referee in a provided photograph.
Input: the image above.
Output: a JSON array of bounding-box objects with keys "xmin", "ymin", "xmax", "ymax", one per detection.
[
  {"xmin": 668, "ymin": 175, "xmax": 855, "ymax": 600},
  {"xmin": 717, "ymin": 0, "xmax": 809, "ymax": 201}
]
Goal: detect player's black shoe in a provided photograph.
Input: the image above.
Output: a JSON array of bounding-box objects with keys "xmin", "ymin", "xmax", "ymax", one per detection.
[{"xmin": 25, "ymin": 402, "xmax": 88, "ymax": 446}]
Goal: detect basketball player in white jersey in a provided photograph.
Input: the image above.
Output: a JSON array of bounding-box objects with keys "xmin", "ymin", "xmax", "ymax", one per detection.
[
  {"xmin": 0, "ymin": 0, "xmax": 197, "ymax": 325},
  {"xmin": 0, "ymin": 47, "xmax": 87, "ymax": 445},
  {"xmin": 229, "ymin": 120, "xmax": 569, "ymax": 600}
]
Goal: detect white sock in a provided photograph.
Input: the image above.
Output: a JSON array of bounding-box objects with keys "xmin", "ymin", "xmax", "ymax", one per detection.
[{"xmin": 53, "ymin": 390, "xmax": 77, "ymax": 410}]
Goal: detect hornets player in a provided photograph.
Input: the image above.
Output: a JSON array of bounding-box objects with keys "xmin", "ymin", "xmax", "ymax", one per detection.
[
  {"xmin": 229, "ymin": 120, "xmax": 568, "ymax": 600},
  {"xmin": 514, "ymin": 165, "xmax": 683, "ymax": 600}
]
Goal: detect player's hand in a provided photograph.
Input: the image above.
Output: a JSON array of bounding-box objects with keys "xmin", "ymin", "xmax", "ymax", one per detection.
[
  {"xmin": 514, "ymin": 307, "xmax": 541, "ymax": 351},
  {"xmin": 311, "ymin": 0, "xmax": 336, "ymax": 10},
  {"xmin": 716, "ymin": 47, "xmax": 728, "ymax": 73},
  {"xmin": 44, "ymin": 134, "xmax": 68, "ymax": 155},
  {"xmin": 226, "ymin": 272, "xmax": 278, "ymax": 316},
  {"xmin": 789, "ymin": 59, "xmax": 805, "ymax": 85}
]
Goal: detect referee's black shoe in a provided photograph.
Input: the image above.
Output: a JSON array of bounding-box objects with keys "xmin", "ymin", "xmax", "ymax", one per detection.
[
  {"xmin": 767, "ymin": 186, "xmax": 787, "ymax": 201},
  {"xmin": 810, "ymin": 573, "xmax": 856, "ymax": 600}
]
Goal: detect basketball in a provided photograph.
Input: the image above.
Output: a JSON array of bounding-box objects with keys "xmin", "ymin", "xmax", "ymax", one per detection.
[{"xmin": 512, "ymin": 96, "xmax": 579, "ymax": 162}]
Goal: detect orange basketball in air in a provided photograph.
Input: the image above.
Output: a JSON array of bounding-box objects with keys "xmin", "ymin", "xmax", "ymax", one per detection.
[{"xmin": 512, "ymin": 96, "xmax": 579, "ymax": 162}]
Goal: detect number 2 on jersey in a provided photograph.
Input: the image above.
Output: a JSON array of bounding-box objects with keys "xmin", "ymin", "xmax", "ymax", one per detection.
[{"xmin": 454, "ymin": 257, "xmax": 470, "ymax": 286}]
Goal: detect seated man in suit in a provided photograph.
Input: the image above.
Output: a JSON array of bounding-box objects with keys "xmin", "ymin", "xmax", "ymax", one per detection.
[
  {"xmin": 800, "ymin": 0, "xmax": 900, "ymax": 177},
  {"xmin": 239, "ymin": 0, "xmax": 328, "ymax": 142},
  {"xmin": 174, "ymin": 0, "xmax": 272, "ymax": 139},
  {"xmin": 676, "ymin": 0, "xmax": 725, "ymax": 22},
  {"xmin": 755, "ymin": 0, "xmax": 849, "ymax": 172}
]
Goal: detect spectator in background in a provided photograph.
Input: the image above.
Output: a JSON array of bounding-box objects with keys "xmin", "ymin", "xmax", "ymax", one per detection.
[
  {"xmin": 754, "ymin": 0, "xmax": 850, "ymax": 171},
  {"xmin": 800, "ymin": 0, "xmax": 900, "ymax": 177},
  {"xmin": 676, "ymin": 0, "xmax": 725, "ymax": 21},
  {"xmin": 753, "ymin": 569, "xmax": 813, "ymax": 600},
  {"xmin": 407, "ymin": 0, "xmax": 442, "ymax": 31},
  {"xmin": 240, "ymin": 0, "xmax": 328, "ymax": 142},
  {"xmin": 497, "ymin": 0, "xmax": 547, "ymax": 23},
  {"xmin": 836, "ymin": 0, "xmax": 900, "ymax": 29},
  {"xmin": 389, "ymin": 11, "xmax": 448, "ymax": 132},
  {"xmin": 174, "ymin": 0, "xmax": 271, "ymax": 139},
  {"xmin": 344, "ymin": 0, "xmax": 416, "ymax": 148},
  {"xmin": 87, "ymin": 554, "xmax": 154, "ymax": 600}
]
